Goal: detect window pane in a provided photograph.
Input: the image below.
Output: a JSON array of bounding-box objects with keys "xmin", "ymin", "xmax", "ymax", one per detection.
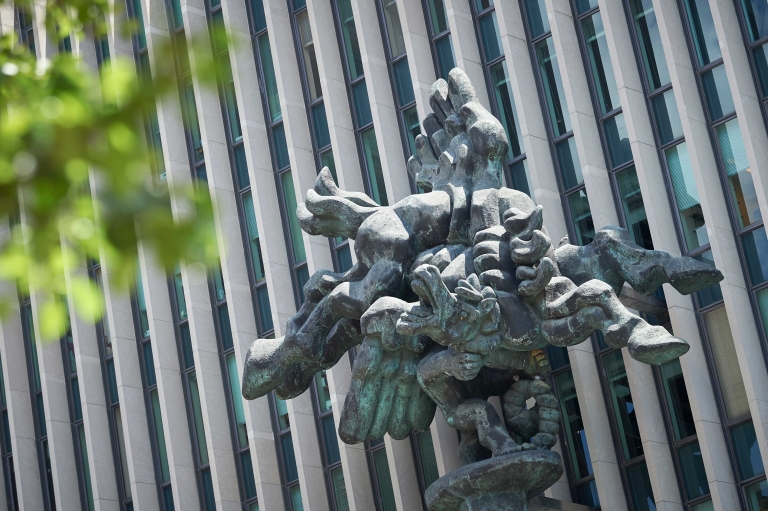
[
  {"xmin": 221, "ymin": 57, "xmax": 242, "ymax": 142},
  {"xmin": 704, "ymin": 307, "xmax": 750, "ymax": 420},
  {"xmin": 276, "ymin": 397, "xmax": 290, "ymax": 429},
  {"xmin": 616, "ymin": 166, "xmax": 653, "ymax": 250},
  {"xmin": 321, "ymin": 415, "xmax": 341, "ymax": 465},
  {"xmin": 393, "ymin": 58, "xmax": 415, "ymax": 106},
  {"xmin": 732, "ymin": 421, "xmax": 765, "ymax": 480},
  {"xmin": 702, "ymin": 65, "xmax": 735, "ymax": 121},
  {"xmin": 171, "ymin": 0, "xmax": 183, "ymax": 29},
  {"xmin": 297, "ymin": 11, "xmax": 322, "ymax": 101},
  {"xmin": 630, "ymin": 0, "xmax": 670, "ymax": 90},
  {"xmin": 336, "ymin": 244, "xmax": 353, "ymax": 273},
  {"xmin": 692, "ymin": 501, "xmax": 714, "ymax": 511},
  {"xmin": 337, "ymin": 0, "xmax": 363, "ymax": 80},
  {"xmin": 290, "ymin": 485, "xmax": 304, "ymax": 511},
  {"xmin": 72, "ymin": 376, "xmax": 82, "ymax": 421},
  {"xmin": 293, "ymin": 0, "xmax": 306, "ymax": 9},
  {"xmin": 173, "ymin": 264, "xmax": 188, "ymax": 319},
  {"xmin": 256, "ymin": 286, "xmax": 274, "ymax": 333},
  {"xmin": 114, "ymin": 407, "xmax": 133, "ymax": 499},
  {"xmin": 604, "ymin": 113, "xmax": 632, "ymax": 168},
  {"xmin": 478, "ymin": 12, "xmax": 503, "ymax": 62},
  {"xmin": 281, "ymin": 433, "xmax": 299, "ymax": 482},
  {"xmin": 243, "ymin": 192, "xmax": 267, "ymax": 281},
  {"xmin": 742, "ymin": 225, "xmax": 768, "ymax": 283},
  {"xmin": 416, "ymin": 430, "xmax": 440, "ymax": 488},
  {"xmin": 568, "ymin": 190, "xmax": 595, "ymax": 246},
  {"xmin": 311, "ymin": 103, "xmax": 331, "ymax": 149},
  {"xmin": 741, "ymin": 0, "xmax": 768, "ymax": 42},
  {"xmin": 106, "ymin": 359, "xmax": 118, "ymax": 405},
  {"xmin": 537, "ymin": 37, "xmax": 572, "ymax": 137},
  {"xmin": 684, "ymin": 0, "xmax": 721, "ymax": 66},
  {"xmin": 555, "ymin": 370, "xmax": 593, "ymax": 480},
  {"xmin": 651, "ymin": 89, "xmax": 683, "ymax": 145},
  {"xmin": 202, "ymin": 468, "xmax": 216, "ymax": 511},
  {"xmin": 321, "ymin": 150, "xmax": 337, "ymax": 182},
  {"xmin": 150, "ymin": 389, "xmax": 170, "ymax": 483},
  {"xmin": 331, "ymin": 466, "xmax": 349, "ymax": 511},
  {"xmin": 490, "ymin": 61, "xmax": 523, "ymax": 160},
  {"xmin": 180, "ymin": 323, "xmax": 194, "ymax": 369},
  {"xmin": 352, "ymin": 80, "xmax": 373, "ymax": 126},
  {"xmin": 575, "ymin": 479, "xmax": 600, "ymax": 508},
  {"xmin": 251, "ymin": 0, "xmax": 267, "ymax": 32},
  {"xmin": 383, "ymin": 0, "xmax": 406, "ymax": 58},
  {"xmin": 403, "ymin": 106, "xmax": 420, "ymax": 155},
  {"xmin": 753, "ymin": 42, "xmax": 768, "ymax": 97},
  {"xmin": 556, "ymin": 136, "xmax": 582, "ymax": 189},
  {"xmin": 665, "ymin": 142, "xmax": 708, "ymax": 251},
  {"xmin": 361, "ymin": 129, "xmax": 389, "ymax": 206},
  {"xmin": 575, "ymin": 0, "xmax": 598, "ymax": 13},
  {"xmin": 757, "ymin": 288, "xmax": 768, "ymax": 339},
  {"xmin": 603, "ymin": 350, "xmax": 643, "ymax": 460},
  {"xmin": 143, "ymin": 342, "xmax": 156, "ymax": 387},
  {"xmin": 189, "ymin": 372, "xmax": 209, "ymax": 465},
  {"xmin": 217, "ymin": 306, "xmax": 232, "ymax": 348},
  {"xmin": 524, "ymin": 0, "xmax": 550, "ymax": 38},
  {"xmin": 429, "ymin": 0, "xmax": 449, "ymax": 34},
  {"xmin": 546, "ymin": 346, "xmax": 569, "ymax": 370},
  {"xmin": 182, "ymin": 81, "xmax": 204, "ymax": 163},
  {"xmin": 272, "ymin": 123, "xmax": 290, "ymax": 170},
  {"xmin": 509, "ymin": 159, "xmax": 533, "ymax": 199},
  {"xmin": 716, "ymin": 119, "xmax": 761, "ymax": 228},
  {"xmin": 240, "ymin": 450, "xmax": 257, "ymax": 500},
  {"xmin": 373, "ymin": 449, "xmax": 397, "ymax": 511},
  {"xmin": 227, "ymin": 353, "xmax": 248, "ymax": 449},
  {"xmin": 296, "ymin": 265, "xmax": 310, "ymax": 304},
  {"xmin": 745, "ymin": 479, "xmax": 768, "ymax": 511},
  {"xmin": 678, "ymin": 442, "xmax": 710, "ymax": 499},
  {"xmin": 258, "ymin": 34, "xmax": 282, "ymax": 123},
  {"xmin": 212, "ymin": 264, "xmax": 226, "ymax": 302},
  {"xmin": 281, "ymin": 171, "xmax": 307, "ymax": 263},
  {"xmin": 233, "ymin": 143, "xmax": 250, "ymax": 190},
  {"xmin": 131, "ymin": 0, "xmax": 147, "ymax": 49},
  {"xmin": 660, "ymin": 359, "xmax": 695, "ymax": 440},
  {"xmin": 315, "ymin": 371, "xmax": 332, "ymax": 412},
  {"xmin": 693, "ymin": 250, "xmax": 723, "ymax": 307},
  {"xmin": 78, "ymin": 424, "xmax": 94, "ymax": 511},
  {"xmin": 583, "ymin": 13, "xmax": 620, "ymax": 114},
  {"xmin": 626, "ymin": 462, "xmax": 656, "ymax": 511},
  {"xmin": 435, "ymin": 36, "xmax": 455, "ymax": 81}
]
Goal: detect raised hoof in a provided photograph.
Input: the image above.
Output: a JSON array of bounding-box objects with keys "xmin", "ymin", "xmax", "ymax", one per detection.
[
  {"xmin": 668, "ymin": 259, "xmax": 724, "ymax": 295},
  {"xmin": 627, "ymin": 324, "xmax": 689, "ymax": 365}
]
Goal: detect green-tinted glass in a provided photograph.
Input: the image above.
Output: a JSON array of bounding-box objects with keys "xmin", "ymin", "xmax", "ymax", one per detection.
[
  {"xmin": 678, "ymin": 442, "xmax": 710, "ymax": 500},
  {"xmin": 537, "ymin": 37, "xmax": 571, "ymax": 137},
  {"xmin": 258, "ymin": 34, "xmax": 282, "ymax": 122},
  {"xmin": 188, "ymin": 372, "xmax": 209, "ymax": 464},
  {"xmin": 417, "ymin": 430, "xmax": 440, "ymax": 488},
  {"xmin": 524, "ymin": 0, "xmax": 550, "ymax": 38},
  {"xmin": 555, "ymin": 370, "xmax": 592, "ymax": 479},
  {"xmin": 404, "ymin": 106, "xmax": 421, "ymax": 156},
  {"xmin": 428, "ymin": 0, "xmax": 449, "ymax": 34},
  {"xmin": 732, "ymin": 421, "xmax": 765, "ymax": 480},
  {"xmin": 243, "ymin": 192, "xmax": 266, "ymax": 281},
  {"xmin": 568, "ymin": 190, "xmax": 594, "ymax": 246},
  {"xmin": 630, "ymin": 0, "xmax": 670, "ymax": 90},
  {"xmin": 716, "ymin": 119, "xmax": 761, "ymax": 228},
  {"xmin": 490, "ymin": 61, "xmax": 523, "ymax": 160},
  {"xmin": 651, "ymin": 89, "xmax": 683, "ymax": 145},
  {"xmin": 151, "ymin": 389, "xmax": 171, "ymax": 482},
  {"xmin": 373, "ymin": 448, "xmax": 397, "ymax": 511},
  {"xmin": 114, "ymin": 407, "xmax": 133, "ymax": 498},
  {"xmin": 478, "ymin": 11, "xmax": 502, "ymax": 62},
  {"xmin": 78, "ymin": 424, "xmax": 94, "ymax": 511},
  {"xmin": 604, "ymin": 113, "xmax": 632, "ymax": 168},
  {"xmin": 173, "ymin": 263, "xmax": 188, "ymax": 319},
  {"xmin": 745, "ymin": 479, "xmax": 768, "ymax": 511},
  {"xmin": 331, "ymin": 466, "xmax": 349, "ymax": 511},
  {"xmin": 361, "ymin": 130, "xmax": 389, "ymax": 206},
  {"xmin": 684, "ymin": 0, "xmax": 721, "ymax": 66},
  {"xmin": 182, "ymin": 81, "xmax": 204, "ymax": 163},
  {"xmin": 701, "ymin": 64, "xmax": 735, "ymax": 121},
  {"xmin": 626, "ymin": 462, "xmax": 655, "ymax": 511},
  {"xmin": 603, "ymin": 350, "xmax": 643, "ymax": 460},
  {"xmin": 227, "ymin": 353, "xmax": 248, "ymax": 448},
  {"xmin": 212, "ymin": 263, "xmax": 225, "ymax": 302},
  {"xmin": 435, "ymin": 36, "xmax": 455, "ymax": 81},
  {"xmin": 297, "ymin": 11, "xmax": 322, "ymax": 100},
  {"xmin": 290, "ymin": 485, "xmax": 304, "ymax": 511},
  {"xmin": 665, "ymin": 142, "xmax": 708, "ymax": 251},
  {"xmin": 315, "ymin": 371, "xmax": 332, "ymax": 412},
  {"xmin": 337, "ymin": 0, "xmax": 363, "ymax": 80},
  {"xmin": 281, "ymin": 434, "xmax": 298, "ymax": 481},
  {"xmin": 383, "ymin": 0, "xmax": 406, "ymax": 57},
  {"xmin": 616, "ymin": 166, "xmax": 652, "ymax": 250},
  {"xmin": 276, "ymin": 397, "xmax": 290, "ymax": 429},
  {"xmin": 281, "ymin": 171, "xmax": 307, "ymax": 263},
  {"xmin": 135, "ymin": 264, "xmax": 150, "ymax": 338},
  {"xmin": 757, "ymin": 288, "xmax": 768, "ymax": 338},
  {"xmin": 659, "ymin": 359, "xmax": 695, "ymax": 440},
  {"xmin": 583, "ymin": 12, "xmax": 619, "ymax": 114}
]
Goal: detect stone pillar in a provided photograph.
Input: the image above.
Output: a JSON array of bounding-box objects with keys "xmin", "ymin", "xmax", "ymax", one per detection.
[
  {"xmin": 397, "ymin": 0, "xmax": 437, "ymax": 118},
  {"xmin": 384, "ymin": 437, "xmax": 422, "ymax": 511}
]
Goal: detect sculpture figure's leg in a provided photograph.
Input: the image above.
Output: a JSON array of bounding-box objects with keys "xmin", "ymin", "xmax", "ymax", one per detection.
[
  {"xmin": 417, "ymin": 350, "xmax": 525, "ymax": 457},
  {"xmin": 555, "ymin": 226, "xmax": 723, "ymax": 295},
  {"xmin": 502, "ymin": 378, "xmax": 560, "ymax": 449}
]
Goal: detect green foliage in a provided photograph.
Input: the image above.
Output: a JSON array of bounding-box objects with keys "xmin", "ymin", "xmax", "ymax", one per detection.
[{"xmin": 0, "ymin": 1, "xmax": 228, "ymax": 339}]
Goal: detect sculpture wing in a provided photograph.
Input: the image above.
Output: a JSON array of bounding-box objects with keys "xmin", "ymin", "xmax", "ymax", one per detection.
[{"xmin": 338, "ymin": 298, "xmax": 436, "ymax": 444}]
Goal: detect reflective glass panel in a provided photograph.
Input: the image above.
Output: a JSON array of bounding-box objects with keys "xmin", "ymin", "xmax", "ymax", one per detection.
[
  {"xmin": 150, "ymin": 389, "xmax": 170, "ymax": 482},
  {"xmin": 702, "ymin": 65, "xmax": 735, "ymax": 121},
  {"xmin": 568, "ymin": 190, "xmax": 594, "ymax": 246},
  {"xmin": 321, "ymin": 415, "xmax": 341, "ymax": 464},
  {"xmin": 281, "ymin": 171, "xmax": 307, "ymax": 263},
  {"xmin": 240, "ymin": 450, "xmax": 257, "ymax": 500},
  {"xmin": 143, "ymin": 342, "xmax": 156, "ymax": 387},
  {"xmin": 603, "ymin": 350, "xmax": 643, "ymax": 460},
  {"xmin": 243, "ymin": 192, "xmax": 267, "ymax": 281},
  {"xmin": 180, "ymin": 323, "xmax": 194, "ymax": 369},
  {"xmin": 281, "ymin": 434, "xmax": 298, "ymax": 482},
  {"xmin": 524, "ymin": 0, "xmax": 550, "ymax": 38},
  {"xmin": 331, "ymin": 466, "xmax": 349, "ymax": 511},
  {"xmin": 616, "ymin": 166, "xmax": 653, "ymax": 250},
  {"xmin": 290, "ymin": 485, "xmax": 304, "ymax": 511},
  {"xmin": 296, "ymin": 11, "xmax": 322, "ymax": 101},
  {"xmin": 510, "ymin": 159, "xmax": 534, "ymax": 199},
  {"xmin": 626, "ymin": 463, "xmax": 656, "ymax": 511},
  {"xmin": 575, "ymin": 479, "xmax": 600, "ymax": 508},
  {"xmin": 202, "ymin": 468, "xmax": 215, "ymax": 511},
  {"xmin": 404, "ymin": 106, "xmax": 421, "ymax": 155},
  {"xmin": 660, "ymin": 359, "xmax": 695, "ymax": 440},
  {"xmin": 630, "ymin": 0, "xmax": 670, "ymax": 90},
  {"xmin": 743, "ymin": 227, "xmax": 768, "ymax": 285},
  {"xmin": 556, "ymin": 136, "xmax": 583, "ymax": 189},
  {"xmin": 337, "ymin": 0, "xmax": 363, "ymax": 80},
  {"xmin": 276, "ymin": 397, "xmax": 290, "ymax": 429},
  {"xmin": 753, "ymin": 43, "xmax": 768, "ymax": 97},
  {"xmin": 256, "ymin": 286, "xmax": 273, "ymax": 333},
  {"xmin": 741, "ymin": 0, "xmax": 768, "ymax": 42},
  {"xmin": 78, "ymin": 424, "xmax": 94, "ymax": 511},
  {"xmin": 188, "ymin": 372, "xmax": 209, "ymax": 465},
  {"xmin": 692, "ymin": 501, "xmax": 714, "ymax": 511},
  {"xmin": 417, "ymin": 430, "xmax": 440, "ymax": 488},
  {"xmin": 393, "ymin": 58, "xmax": 415, "ymax": 106},
  {"xmin": 490, "ymin": 61, "xmax": 523, "ymax": 160},
  {"xmin": 583, "ymin": 12, "xmax": 619, "ymax": 114},
  {"xmin": 478, "ymin": 12, "xmax": 502, "ymax": 62},
  {"xmin": 383, "ymin": 0, "xmax": 406, "ymax": 57},
  {"xmin": 182, "ymin": 81, "xmax": 204, "ymax": 163},
  {"xmin": 665, "ymin": 142, "xmax": 708, "ymax": 251},
  {"xmin": 296, "ymin": 265, "xmax": 310, "ymax": 304},
  {"xmin": 604, "ymin": 113, "xmax": 632, "ymax": 168},
  {"xmin": 678, "ymin": 442, "xmax": 710, "ymax": 499},
  {"xmin": 233, "ymin": 144, "xmax": 250, "ymax": 190},
  {"xmin": 429, "ymin": 0, "xmax": 449, "ymax": 34},
  {"xmin": 336, "ymin": 244, "xmax": 353, "ymax": 273},
  {"xmin": 173, "ymin": 263, "xmax": 187, "ymax": 319},
  {"xmin": 272, "ymin": 123, "xmax": 289, "ymax": 169},
  {"xmin": 312, "ymin": 103, "xmax": 331, "ymax": 149},
  {"xmin": 716, "ymin": 119, "xmax": 761, "ymax": 228},
  {"xmin": 745, "ymin": 479, "xmax": 768, "ymax": 511},
  {"xmin": 546, "ymin": 346, "xmax": 569, "ymax": 370},
  {"xmin": 258, "ymin": 34, "xmax": 282, "ymax": 122},
  {"xmin": 555, "ymin": 370, "xmax": 593, "ymax": 479},
  {"xmin": 251, "ymin": 0, "xmax": 267, "ymax": 32},
  {"xmin": 684, "ymin": 0, "xmax": 721, "ymax": 66},
  {"xmin": 227, "ymin": 353, "xmax": 248, "ymax": 448},
  {"xmin": 732, "ymin": 421, "xmax": 765, "ymax": 480},
  {"xmin": 537, "ymin": 37, "xmax": 572, "ymax": 137},
  {"xmin": 435, "ymin": 36, "xmax": 455, "ymax": 80},
  {"xmin": 362, "ymin": 129, "xmax": 389, "ymax": 206},
  {"xmin": 651, "ymin": 89, "xmax": 683, "ymax": 145},
  {"xmin": 352, "ymin": 80, "xmax": 373, "ymax": 126},
  {"xmin": 373, "ymin": 448, "xmax": 397, "ymax": 511},
  {"xmin": 132, "ymin": 0, "xmax": 147, "ymax": 49},
  {"xmin": 114, "ymin": 407, "xmax": 132, "ymax": 499}
]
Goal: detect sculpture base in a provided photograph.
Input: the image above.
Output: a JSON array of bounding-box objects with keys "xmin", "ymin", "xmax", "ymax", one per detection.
[{"xmin": 425, "ymin": 449, "xmax": 564, "ymax": 511}]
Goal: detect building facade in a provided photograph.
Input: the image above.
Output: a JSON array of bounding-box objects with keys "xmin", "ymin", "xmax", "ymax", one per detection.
[{"xmin": 1, "ymin": 0, "xmax": 768, "ymax": 510}]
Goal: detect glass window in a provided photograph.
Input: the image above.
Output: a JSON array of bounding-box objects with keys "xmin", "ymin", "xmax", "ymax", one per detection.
[
  {"xmin": 296, "ymin": 265, "xmax": 310, "ymax": 304},
  {"xmin": 258, "ymin": 34, "xmax": 282, "ymax": 122},
  {"xmin": 715, "ymin": 120, "xmax": 761, "ymax": 228},
  {"xmin": 555, "ymin": 370, "xmax": 593, "ymax": 480},
  {"xmin": 272, "ymin": 123, "xmax": 290, "ymax": 169},
  {"xmin": 626, "ymin": 462, "xmax": 656, "ymax": 511},
  {"xmin": 651, "ymin": 89, "xmax": 683, "ymax": 145},
  {"xmin": 603, "ymin": 350, "xmax": 643, "ymax": 460},
  {"xmin": 416, "ymin": 430, "xmax": 440, "ymax": 488},
  {"xmin": 537, "ymin": 37, "xmax": 572, "ymax": 137},
  {"xmin": 107, "ymin": 359, "xmax": 118, "ymax": 405},
  {"xmin": 338, "ymin": 0, "xmax": 363, "ymax": 80},
  {"xmin": 616, "ymin": 166, "xmax": 653, "ymax": 250},
  {"xmin": 630, "ymin": 0, "xmax": 670, "ymax": 91},
  {"xmin": 202, "ymin": 468, "xmax": 215, "ymax": 510},
  {"xmin": 393, "ymin": 58, "xmax": 415, "ymax": 106},
  {"xmin": 678, "ymin": 442, "xmax": 710, "ymax": 500},
  {"xmin": 281, "ymin": 434, "xmax": 298, "ymax": 481},
  {"xmin": 256, "ymin": 286, "xmax": 273, "ymax": 333},
  {"xmin": 189, "ymin": 372, "xmax": 209, "ymax": 465},
  {"xmin": 352, "ymin": 80, "xmax": 373, "ymax": 126},
  {"xmin": 743, "ymin": 227, "xmax": 768, "ymax": 285},
  {"xmin": 240, "ymin": 450, "xmax": 257, "ymax": 500},
  {"xmin": 373, "ymin": 449, "xmax": 397, "ymax": 511},
  {"xmin": 575, "ymin": 0, "xmax": 598, "ymax": 13},
  {"xmin": 321, "ymin": 415, "xmax": 341, "ymax": 464},
  {"xmin": 220, "ymin": 56, "xmax": 242, "ymax": 142},
  {"xmin": 753, "ymin": 43, "xmax": 768, "ymax": 97},
  {"xmin": 330, "ymin": 466, "xmax": 349, "ymax": 510},
  {"xmin": 281, "ymin": 171, "xmax": 307, "ymax": 263},
  {"xmin": 78, "ymin": 424, "xmax": 95, "ymax": 511},
  {"xmin": 490, "ymin": 61, "xmax": 523, "ymax": 160},
  {"xmin": 361, "ymin": 129, "xmax": 389, "ymax": 206},
  {"xmin": 575, "ymin": 479, "xmax": 600, "ymax": 508},
  {"xmin": 312, "ymin": 103, "xmax": 331, "ymax": 149},
  {"xmin": 171, "ymin": 0, "xmax": 183, "ymax": 29},
  {"xmin": 556, "ymin": 136, "xmax": 583, "ymax": 189},
  {"xmin": 226, "ymin": 354, "xmax": 248, "ymax": 449},
  {"xmin": 251, "ymin": 0, "xmax": 267, "ymax": 32},
  {"xmin": 72, "ymin": 376, "xmax": 82, "ymax": 421},
  {"xmin": 293, "ymin": 0, "xmax": 306, "ymax": 9},
  {"xmin": 218, "ymin": 305, "xmax": 232, "ymax": 351},
  {"xmin": 132, "ymin": 0, "xmax": 147, "ymax": 50},
  {"xmin": 383, "ymin": 0, "xmax": 406, "ymax": 58},
  {"xmin": 182, "ymin": 81, "xmax": 204, "ymax": 163},
  {"xmin": 429, "ymin": 0, "xmax": 449, "ymax": 34},
  {"xmin": 684, "ymin": 0, "xmax": 721, "ymax": 66},
  {"xmin": 732, "ymin": 421, "xmax": 765, "ymax": 480},
  {"xmin": 702, "ymin": 65, "xmax": 735, "ymax": 121},
  {"xmin": 524, "ymin": 0, "xmax": 550, "ymax": 38},
  {"xmin": 745, "ymin": 479, "xmax": 768, "ymax": 511},
  {"xmin": 604, "ymin": 113, "xmax": 632, "ymax": 168},
  {"xmin": 276, "ymin": 397, "xmax": 290, "ymax": 429},
  {"xmin": 568, "ymin": 189, "xmax": 595, "ymax": 246},
  {"xmin": 173, "ymin": 263, "xmax": 188, "ymax": 319},
  {"xmin": 694, "ymin": 250, "xmax": 723, "ymax": 307},
  {"xmin": 151, "ymin": 389, "xmax": 170, "ymax": 482},
  {"xmin": 336, "ymin": 244, "xmax": 353, "ymax": 272},
  {"xmin": 692, "ymin": 500, "xmax": 714, "ymax": 511},
  {"xmin": 665, "ymin": 142, "xmax": 708, "ymax": 251},
  {"xmin": 660, "ymin": 359, "xmax": 695, "ymax": 440},
  {"xmin": 510, "ymin": 159, "xmax": 534, "ymax": 199},
  {"xmin": 546, "ymin": 346, "xmax": 570, "ymax": 370},
  {"xmin": 583, "ymin": 12, "xmax": 620, "ymax": 114},
  {"xmin": 315, "ymin": 371, "xmax": 332, "ymax": 412},
  {"xmin": 290, "ymin": 485, "xmax": 303, "ymax": 511},
  {"xmin": 297, "ymin": 11, "xmax": 322, "ymax": 101},
  {"xmin": 114, "ymin": 407, "xmax": 133, "ymax": 499},
  {"xmin": 704, "ymin": 307, "xmax": 750, "ymax": 420},
  {"xmin": 478, "ymin": 11, "xmax": 503, "ymax": 62},
  {"xmin": 143, "ymin": 342, "xmax": 156, "ymax": 387},
  {"xmin": 233, "ymin": 144, "xmax": 250, "ymax": 190},
  {"xmin": 243, "ymin": 192, "xmax": 267, "ymax": 281},
  {"xmin": 435, "ymin": 36, "xmax": 455, "ymax": 80},
  {"xmin": 180, "ymin": 323, "xmax": 194, "ymax": 369},
  {"xmin": 403, "ymin": 106, "xmax": 421, "ymax": 155},
  {"xmin": 741, "ymin": 0, "xmax": 768, "ymax": 42}
]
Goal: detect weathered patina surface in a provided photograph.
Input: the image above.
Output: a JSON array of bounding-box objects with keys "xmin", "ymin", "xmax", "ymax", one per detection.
[{"xmin": 242, "ymin": 69, "xmax": 723, "ymax": 510}]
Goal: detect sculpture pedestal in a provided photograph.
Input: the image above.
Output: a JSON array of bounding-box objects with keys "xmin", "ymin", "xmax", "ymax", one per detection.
[{"xmin": 425, "ymin": 449, "xmax": 564, "ymax": 511}]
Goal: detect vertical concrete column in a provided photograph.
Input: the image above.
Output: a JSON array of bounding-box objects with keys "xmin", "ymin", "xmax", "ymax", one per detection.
[
  {"xmin": 305, "ymin": 0, "xmax": 366, "ymax": 194},
  {"xmin": 429, "ymin": 411, "xmax": 460, "ymax": 477},
  {"xmin": 349, "ymin": 0, "xmax": 412, "ymax": 203},
  {"xmin": 442, "ymin": 0, "xmax": 489, "ymax": 108},
  {"xmin": 220, "ymin": 0, "xmax": 296, "ymax": 332},
  {"xmin": 653, "ymin": 0, "xmax": 768, "ymax": 472},
  {"xmin": 493, "ymin": 0, "xmax": 568, "ymax": 242},
  {"xmin": 263, "ymin": 0, "xmax": 333, "ymax": 275},
  {"xmin": 383, "ymin": 436, "xmax": 422, "ymax": 511},
  {"xmin": 623, "ymin": 354, "xmax": 683, "ymax": 511},
  {"xmin": 546, "ymin": 0, "xmax": 618, "ymax": 229},
  {"xmin": 62, "ymin": 258, "xmax": 120, "ymax": 511},
  {"xmin": 708, "ymin": 0, "xmax": 768, "ymax": 221},
  {"xmin": 567, "ymin": 342, "xmax": 628, "ymax": 511},
  {"xmin": 545, "ymin": 434, "xmax": 572, "ymax": 501},
  {"xmin": 137, "ymin": 246, "xmax": 201, "ymax": 511},
  {"xmin": 597, "ymin": 1, "xmax": 739, "ymax": 508},
  {"xmin": 107, "ymin": 0, "xmax": 135, "ymax": 60},
  {"xmin": 325, "ymin": 361, "xmax": 376, "ymax": 511},
  {"xmin": 30, "ymin": 0, "xmax": 56, "ymax": 60},
  {"xmin": 0, "ymin": 231, "xmax": 43, "ymax": 510},
  {"xmin": 397, "ymin": 0, "xmax": 436, "ymax": 117}
]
